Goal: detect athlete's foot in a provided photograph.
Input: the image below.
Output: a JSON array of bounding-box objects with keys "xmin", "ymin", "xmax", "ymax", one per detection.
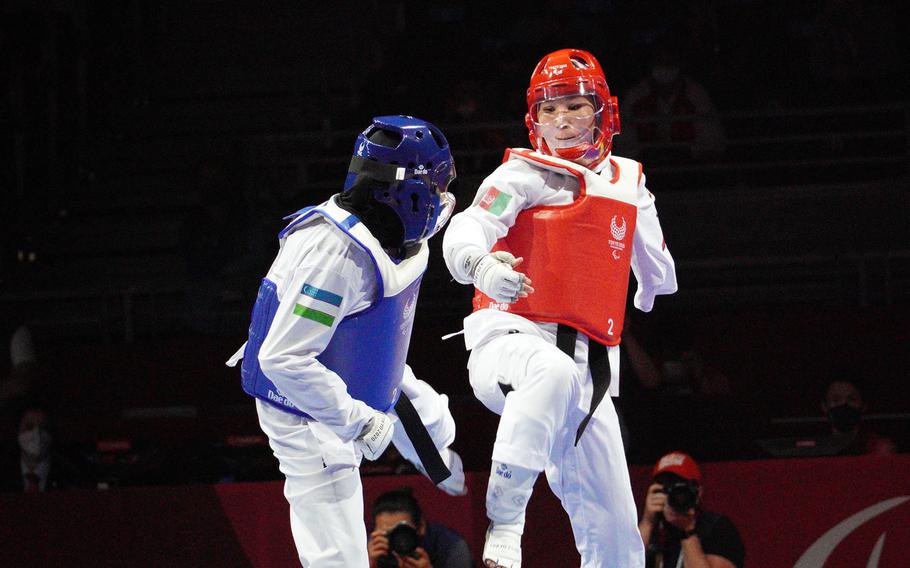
[{"xmin": 483, "ymin": 522, "xmax": 522, "ymax": 568}]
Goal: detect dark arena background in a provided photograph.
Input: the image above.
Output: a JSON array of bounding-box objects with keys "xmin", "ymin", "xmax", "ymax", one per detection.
[{"xmin": 1, "ymin": 1, "xmax": 909, "ymax": 567}]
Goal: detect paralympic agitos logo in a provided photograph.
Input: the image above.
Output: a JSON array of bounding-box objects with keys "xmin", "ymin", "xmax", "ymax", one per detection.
[{"xmin": 794, "ymin": 496, "xmax": 909, "ymax": 567}]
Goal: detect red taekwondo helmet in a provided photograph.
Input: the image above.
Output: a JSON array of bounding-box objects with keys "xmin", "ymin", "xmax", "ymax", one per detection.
[{"xmin": 525, "ymin": 48, "xmax": 621, "ymax": 168}]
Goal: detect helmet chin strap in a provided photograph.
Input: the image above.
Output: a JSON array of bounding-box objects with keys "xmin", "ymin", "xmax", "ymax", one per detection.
[
  {"xmin": 555, "ymin": 147, "xmax": 603, "ymax": 168},
  {"xmin": 540, "ymin": 128, "xmax": 605, "ymax": 166}
]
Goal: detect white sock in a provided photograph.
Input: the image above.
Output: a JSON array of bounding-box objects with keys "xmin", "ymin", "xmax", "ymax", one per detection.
[{"xmin": 486, "ymin": 461, "xmax": 538, "ymax": 533}]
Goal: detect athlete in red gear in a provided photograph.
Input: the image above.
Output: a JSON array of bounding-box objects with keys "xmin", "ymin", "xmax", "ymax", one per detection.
[{"xmin": 443, "ymin": 49, "xmax": 678, "ymax": 568}]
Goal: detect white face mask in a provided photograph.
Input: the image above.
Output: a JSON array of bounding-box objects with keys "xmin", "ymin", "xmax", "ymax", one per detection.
[{"xmin": 18, "ymin": 428, "xmax": 52, "ymax": 458}]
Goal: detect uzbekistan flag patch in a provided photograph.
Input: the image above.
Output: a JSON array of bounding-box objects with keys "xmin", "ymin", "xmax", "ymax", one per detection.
[{"xmin": 293, "ymin": 283, "xmax": 342, "ymax": 326}]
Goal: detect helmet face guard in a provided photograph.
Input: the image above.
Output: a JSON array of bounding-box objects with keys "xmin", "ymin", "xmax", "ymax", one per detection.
[
  {"xmin": 524, "ymin": 49, "xmax": 620, "ymax": 167},
  {"xmin": 345, "ymin": 116, "xmax": 456, "ymax": 247}
]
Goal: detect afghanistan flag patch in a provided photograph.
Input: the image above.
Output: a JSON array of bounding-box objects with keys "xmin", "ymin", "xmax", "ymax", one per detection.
[{"xmin": 478, "ymin": 187, "xmax": 512, "ymax": 216}]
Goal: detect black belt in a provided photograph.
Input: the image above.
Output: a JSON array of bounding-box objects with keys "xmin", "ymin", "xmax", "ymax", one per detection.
[
  {"xmin": 555, "ymin": 324, "xmax": 612, "ymax": 445},
  {"xmin": 394, "ymin": 394, "xmax": 451, "ymax": 485}
]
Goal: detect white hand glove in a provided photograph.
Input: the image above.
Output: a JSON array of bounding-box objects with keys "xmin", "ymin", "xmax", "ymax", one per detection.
[
  {"xmin": 472, "ymin": 251, "xmax": 533, "ymax": 304},
  {"xmin": 355, "ymin": 412, "xmax": 394, "ymax": 461}
]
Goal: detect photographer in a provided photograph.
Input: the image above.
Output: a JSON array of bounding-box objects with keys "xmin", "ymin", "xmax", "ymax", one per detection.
[
  {"xmin": 368, "ymin": 488, "xmax": 473, "ymax": 568},
  {"xmin": 639, "ymin": 452, "xmax": 744, "ymax": 568}
]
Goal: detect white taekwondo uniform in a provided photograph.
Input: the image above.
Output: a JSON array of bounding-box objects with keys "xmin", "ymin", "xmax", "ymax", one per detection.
[
  {"xmin": 443, "ymin": 149, "xmax": 677, "ymax": 567},
  {"xmin": 228, "ymin": 197, "xmax": 459, "ymax": 567}
]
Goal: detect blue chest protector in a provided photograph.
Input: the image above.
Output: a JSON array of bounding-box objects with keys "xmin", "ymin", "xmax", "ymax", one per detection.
[{"xmin": 240, "ymin": 202, "xmax": 425, "ymax": 418}]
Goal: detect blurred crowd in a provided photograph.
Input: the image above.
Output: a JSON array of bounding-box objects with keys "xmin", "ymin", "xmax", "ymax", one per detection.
[{"xmin": 1, "ymin": 0, "xmax": 907, "ymax": 495}]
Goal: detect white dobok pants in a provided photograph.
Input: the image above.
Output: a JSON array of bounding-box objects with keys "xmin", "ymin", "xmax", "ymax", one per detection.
[
  {"xmin": 255, "ymin": 369, "xmax": 457, "ymax": 567},
  {"xmin": 468, "ymin": 332, "xmax": 645, "ymax": 568}
]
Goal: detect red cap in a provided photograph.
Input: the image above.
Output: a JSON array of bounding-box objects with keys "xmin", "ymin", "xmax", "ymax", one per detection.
[{"xmin": 652, "ymin": 451, "xmax": 702, "ymax": 483}]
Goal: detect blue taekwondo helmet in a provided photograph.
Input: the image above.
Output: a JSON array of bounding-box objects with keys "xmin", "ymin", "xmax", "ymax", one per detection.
[{"xmin": 344, "ymin": 116, "xmax": 456, "ymax": 247}]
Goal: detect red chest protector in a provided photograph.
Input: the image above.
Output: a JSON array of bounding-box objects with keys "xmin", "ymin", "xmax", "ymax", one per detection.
[{"xmin": 472, "ymin": 149, "xmax": 640, "ymax": 346}]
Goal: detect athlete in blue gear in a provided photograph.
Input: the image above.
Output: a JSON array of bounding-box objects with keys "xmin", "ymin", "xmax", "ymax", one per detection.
[{"xmin": 227, "ymin": 116, "xmax": 464, "ymax": 567}]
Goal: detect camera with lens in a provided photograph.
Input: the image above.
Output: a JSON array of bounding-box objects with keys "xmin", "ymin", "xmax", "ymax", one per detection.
[
  {"xmin": 376, "ymin": 521, "xmax": 420, "ymax": 567},
  {"xmin": 661, "ymin": 480, "xmax": 699, "ymax": 513}
]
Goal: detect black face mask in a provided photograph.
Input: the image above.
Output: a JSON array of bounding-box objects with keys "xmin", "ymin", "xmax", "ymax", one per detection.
[
  {"xmin": 827, "ymin": 404, "xmax": 862, "ymax": 433},
  {"xmin": 335, "ymin": 186, "xmax": 404, "ymax": 256}
]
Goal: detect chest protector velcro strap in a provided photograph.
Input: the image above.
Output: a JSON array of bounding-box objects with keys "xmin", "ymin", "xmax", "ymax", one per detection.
[{"xmin": 473, "ymin": 149, "xmax": 638, "ymax": 346}]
